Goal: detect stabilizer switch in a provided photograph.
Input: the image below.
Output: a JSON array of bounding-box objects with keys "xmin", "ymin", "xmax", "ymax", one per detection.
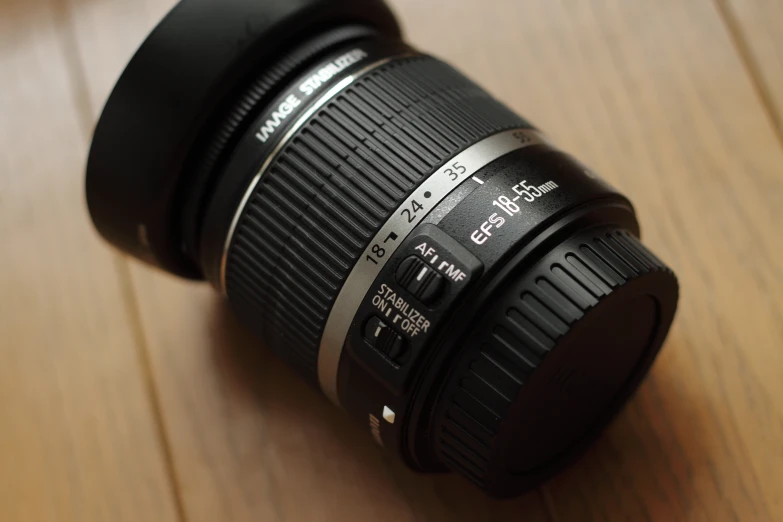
[
  {"xmin": 395, "ymin": 256, "xmax": 446, "ymax": 305},
  {"xmin": 365, "ymin": 317, "xmax": 408, "ymax": 363}
]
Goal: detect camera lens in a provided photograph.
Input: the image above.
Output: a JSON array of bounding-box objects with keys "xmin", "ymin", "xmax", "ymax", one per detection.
[{"xmin": 86, "ymin": 0, "xmax": 679, "ymax": 498}]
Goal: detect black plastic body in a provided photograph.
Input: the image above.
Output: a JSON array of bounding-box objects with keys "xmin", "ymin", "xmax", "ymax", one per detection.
[
  {"xmin": 334, "ymin": 144, "xmax": 657, "ymax": 479},
  {"xmin": 86, "ymin": 0, "xmax": 680, "ymax": 499},
  {"xmin": 219, "ymin": 51, "xmax": 531, "ymax": 384}
]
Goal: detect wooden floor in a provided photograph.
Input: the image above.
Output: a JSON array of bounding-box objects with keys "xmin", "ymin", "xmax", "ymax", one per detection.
[{"xmin": 2, "ymin": 0, "xmax": 782, "ymax": 520}]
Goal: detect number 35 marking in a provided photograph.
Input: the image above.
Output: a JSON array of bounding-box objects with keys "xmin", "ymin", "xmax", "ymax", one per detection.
[{"xmin": 444, "ymin": 161, "xmax": 467, "ymax": 181}]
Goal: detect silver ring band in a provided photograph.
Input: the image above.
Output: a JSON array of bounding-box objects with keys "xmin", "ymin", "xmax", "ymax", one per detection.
[
  {"xmin": 220, "ymin": 53, "xmax": 417, "ymax": 293},
  {"xmin": 318, "ymin": 128, "xmax": 550, "ymax": 405}
]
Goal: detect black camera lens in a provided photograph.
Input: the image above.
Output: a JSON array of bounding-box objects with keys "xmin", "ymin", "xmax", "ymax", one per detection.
[{"xmin": 86, "ymin": 0, "xmax": 678, "ymax": 498}]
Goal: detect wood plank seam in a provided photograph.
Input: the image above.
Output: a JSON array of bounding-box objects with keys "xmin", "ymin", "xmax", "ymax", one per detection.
[
  {"xmin": 713, "ymin": 0, "xmax": 783, "ymax": 148},
  {"xmin": 540, "ymin": 488, "xmax": 561, "ymax": 522},
  {"xmin": 113, "ymin": 258, "xmax": 190, "ymax": 522},
  {"xmin": 50, "ymin": 1, "xmax": 190, "ymax": 520}
]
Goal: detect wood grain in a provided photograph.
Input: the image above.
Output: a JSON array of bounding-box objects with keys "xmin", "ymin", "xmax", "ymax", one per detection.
[
  {"xmin": 3, "ymin": 0, "xmax": 779, "ymax": 520},
  {"xmin": 720, "ymin": 0, "xmax": 783, "ymax": 137},
  {"xmin": 0, "ymin": 1, "xmax": 180, "ymax": 521}
]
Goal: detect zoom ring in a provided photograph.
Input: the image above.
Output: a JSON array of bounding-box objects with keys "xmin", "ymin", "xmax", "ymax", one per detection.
[
  {"xmin": 436, "ymin": 227, "xmax": 674, "ymax": 490},
  {"xmin": 225, "ymin": 56, "xmax": 530, "ymax": 384}
]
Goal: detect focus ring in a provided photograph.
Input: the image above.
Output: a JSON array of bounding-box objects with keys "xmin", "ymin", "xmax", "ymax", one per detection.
[
  {"xmin": 225, "ymin": 56, "xmax": 529, "ymax": 384},
  {"xmin": 434, "ymin": 226, "xmax": 677, "ymax": 494}
]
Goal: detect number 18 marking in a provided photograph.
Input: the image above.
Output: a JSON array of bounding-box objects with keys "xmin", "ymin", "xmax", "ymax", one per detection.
[{"xmin": 366, "ymin": 231, "xmax": 399, "ymax": 265}]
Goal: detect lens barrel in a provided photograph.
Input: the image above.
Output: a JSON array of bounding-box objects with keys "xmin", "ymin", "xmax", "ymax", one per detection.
[{"xmin": 86, "ymin": 0, "xmax": 679, "ymax": 498}]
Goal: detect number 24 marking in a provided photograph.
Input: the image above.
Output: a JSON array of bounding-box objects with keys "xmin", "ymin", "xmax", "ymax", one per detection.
[
  {"xmin": 400, "ymin": 199, "xmax": 424, "ymax": 224},
  {"xmin": 364, "ymin": 160, "xmax": 466, "ymax": 266}
]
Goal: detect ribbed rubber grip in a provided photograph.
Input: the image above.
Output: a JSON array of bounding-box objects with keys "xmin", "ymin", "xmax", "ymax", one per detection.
[
  {"xmin": 182, "ymin": 26, "xmax": 379, "ymax": 264},
  {"xmin": 225, "ymin": 55, "xmax": 530, "ymax": 384},
  {"xmin": 433, "ymin": 226, "xmax": 678, "ymax": 497}
]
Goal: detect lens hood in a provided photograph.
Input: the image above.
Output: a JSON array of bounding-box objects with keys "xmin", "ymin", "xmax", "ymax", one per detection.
[{"xmin": 86, "ymin": 0, "xmax": 400, "ymax": 277}]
